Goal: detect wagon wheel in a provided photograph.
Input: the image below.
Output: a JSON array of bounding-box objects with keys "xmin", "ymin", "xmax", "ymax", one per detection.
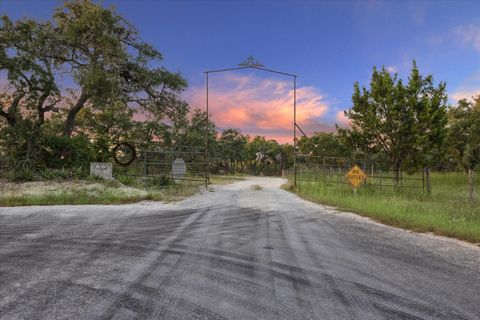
[{"xmin": 113, "ymin": 142, "xmax": 136, "ymax": 166}]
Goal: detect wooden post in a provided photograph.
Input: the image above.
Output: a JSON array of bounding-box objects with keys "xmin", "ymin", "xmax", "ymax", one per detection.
[
  {"xmin": 468, "ymin": 168, "xmax": 475, "ymax": 202},
  {"xmin": 425, "ymin": 167, "xmax": 431, "ymax": 195},
  {"xmin": 422, "ymin": 168, "xmax": 425, "ymax": 192},
  {"xmin": 144, "ymin": 151, "xmax": 147, "ymax": 177}
]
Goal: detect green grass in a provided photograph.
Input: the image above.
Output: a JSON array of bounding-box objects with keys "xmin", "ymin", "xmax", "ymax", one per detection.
[
  {"xmin": 285, "ymin": 172, "xmax": 480, "ymax": 243},
  {"xmin": 0, "ymin": 174, "xmax": 243, "ymax": 207},
  {"xmin": 0, "ymin": 180, "xmax": 200, "ymax": 207},
  {"xmin": 0, "ymin": 189, "xmax": 146, "ymax": 206}
]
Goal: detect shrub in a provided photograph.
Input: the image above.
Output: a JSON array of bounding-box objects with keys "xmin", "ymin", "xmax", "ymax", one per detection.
[
  {"xmin": 39, "ymin": 135, "xmax": 95, "ymax": 170},
  {"xmin": 116, "ymin": 174, "xmax": 138, "ymax": 186},
  {"xmin": 9, "ymin": 164, "xmax": 36, "ymax": 182},
  {"xmin": 38, "ymin": 168, "xmax": 58, "ymax": 180},
  {"xmin": 146, "ymin": 175, "xmax": 174, "ymax": 187},
  {"xmin": 37, "ymin": 166, "xmax": 88, "ymax": 180}
]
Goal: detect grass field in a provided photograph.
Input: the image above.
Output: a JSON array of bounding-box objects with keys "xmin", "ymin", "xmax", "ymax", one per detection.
[
  {"xmin": 0, "ymin": 175, "xmax": 241, "ymax": 207},
  {"xmin": 285, "ymin": 172, "xmax": 480, "ymax": 243}
]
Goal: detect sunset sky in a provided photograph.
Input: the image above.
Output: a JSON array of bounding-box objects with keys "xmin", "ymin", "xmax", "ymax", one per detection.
[{"xmin": 2, "ymin": 0, "xmax": 480, "ymax": 143}]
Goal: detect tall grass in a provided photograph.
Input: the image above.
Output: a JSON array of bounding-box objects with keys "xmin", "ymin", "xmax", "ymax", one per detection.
[{"xmin": 287, "ymin": 172, "xmax": 480, "ymax": 243}]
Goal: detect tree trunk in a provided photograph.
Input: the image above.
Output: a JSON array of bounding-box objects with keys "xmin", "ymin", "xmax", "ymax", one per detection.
[
  {"xmin": 0, "ymin": 93, "xmax": 25, "ymax": 127},
  {"xmin": 468, "ymin": 168, "xmax": 474, "ymax": 202},
  {"xmin": 63, "ymin": 92, "xmax": 88, "ymax": 137},
  {"xmin": 425, "ymin": 166, "xmax": 431, "ymax": 194},
  {"xmin": 0, "ymin": 112, "xmax": 16, "ymax": 127}
]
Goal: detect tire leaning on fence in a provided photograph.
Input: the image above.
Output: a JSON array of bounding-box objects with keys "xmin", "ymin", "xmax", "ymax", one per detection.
[{"xmin": 113, "ymin": 142, "xmax": 136, "ymax": 166}]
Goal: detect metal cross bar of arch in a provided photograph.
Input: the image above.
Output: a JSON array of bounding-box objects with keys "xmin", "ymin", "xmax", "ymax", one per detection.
[{"xmin": 204, "ymin": 58, "xmax": 301, "ymax": 185}]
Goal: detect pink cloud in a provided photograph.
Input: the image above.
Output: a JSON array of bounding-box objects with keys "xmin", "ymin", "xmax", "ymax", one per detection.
[
  {"xmin": 335, "ymin": 111, "xmax": 351, "ymax": 127},
  {"xmin": 450, "ymin": 88, "xmax": 480, "ymax": 102},
  {"xmin": 185, "ymin": 73, "xmax": 331, "ymax": 143}
]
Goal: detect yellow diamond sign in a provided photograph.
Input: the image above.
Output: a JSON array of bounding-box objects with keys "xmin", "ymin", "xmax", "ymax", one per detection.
[{"xmin": 346, "ymin": 165, "xmax": 367, "ymax": 188}]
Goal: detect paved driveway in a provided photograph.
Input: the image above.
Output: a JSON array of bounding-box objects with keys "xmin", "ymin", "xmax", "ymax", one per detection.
[{"xmin": 1, "ymin": 178, "xmax": 479, "ymax": 319}]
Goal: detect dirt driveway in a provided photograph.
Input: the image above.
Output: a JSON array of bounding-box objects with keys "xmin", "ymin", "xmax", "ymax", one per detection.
[{"xmin": 1, "ymin": 177, "xmax": 479, "ymax": 319}]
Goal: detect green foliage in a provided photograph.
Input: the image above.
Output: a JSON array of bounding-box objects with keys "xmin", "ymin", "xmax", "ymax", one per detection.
[
  {"xmin": 406, "ymin": 61, "xmax": 448, "ymax": 170},
  {"xmin": 116, "ymin": 174, "xmax": 138, "ymax": 186},
  {"xmin": 53, "ymin": 0, "xmax": 187, "ymax": 137},
  {"xmin": 9, "ymin": 164, "xmax": 36, "ymax": 182},
  {"xmin": 297, "ymin": 132, "xmax": 350, "ymax": 158},
  {"xmin": 341, "ymin": 61, "xmax": 448, "ymax": 175},
  {"xmin": 448, "ymin": 96, "xmax": 480, "ymax": 170},
  {"xmin": 218, "ymin": 128, "xmax": 249, "ymax": 174},
  {"xmin": 1, "ymin": 0, "xmax": 188, "ymax": 172},
  {"xmin": 39, "ymin": 135, "xmax": 95, "ymax": 169},
  {"xmin": 172, "ymin": 108, "xmax": 217, "ymax": 152},
  {"xmin": 343, "ymin": 65, "xmax": 412, "ymax": 172},
  {"xmin": 116, "ymin": 174, "xmax": 174, "ymax": 188},
  {"xmin": 245, "ymin": 136, "xmax": 281, "ymax": 175},
  {"xmin": 38, "ymin": 168, "xmax": 62, "ymax": 180},
  {"xmin": 145, "ymin": 176, "xmax": 174, "ymax": 187},
  {"xmin": 38, "ymin": 167, "xmax": 88, "ymax": 180}
]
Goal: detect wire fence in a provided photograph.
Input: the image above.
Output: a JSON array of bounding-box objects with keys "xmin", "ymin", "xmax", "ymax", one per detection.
[
  {"xmin": 292, "ymin": 155, "xmax": 425, "ymax": 191},
  {"xmin": 0, "ymin": 155, "xmax": 10, "ymax": 179},
  {"xmin": 113, "ymin": 146, "xmax": 208, "ymax": 186}
]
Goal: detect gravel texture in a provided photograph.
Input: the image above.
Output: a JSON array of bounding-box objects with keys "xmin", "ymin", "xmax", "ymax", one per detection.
[{"xmin": 0, "ymin": 177, "xmax": 479, "ymax": 320}]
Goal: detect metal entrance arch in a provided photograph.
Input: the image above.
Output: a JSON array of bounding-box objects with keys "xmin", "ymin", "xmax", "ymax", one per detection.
[{"xmin": 204, "ymin": 57, "xmax": 301, "ymax": 185}]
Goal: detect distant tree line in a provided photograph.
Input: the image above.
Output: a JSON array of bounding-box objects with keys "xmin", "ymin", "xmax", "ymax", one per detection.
[{"xmin": 1, "ymin": 1, "xmax": 479, "ymax": 198}]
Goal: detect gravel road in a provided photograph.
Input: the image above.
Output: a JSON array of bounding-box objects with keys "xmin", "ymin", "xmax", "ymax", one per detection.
[{"xmin": 1, "ymin": 177, "xmax": 479, "ymax": 320}]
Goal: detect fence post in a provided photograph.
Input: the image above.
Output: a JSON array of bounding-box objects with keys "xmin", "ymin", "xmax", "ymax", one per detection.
[
  {"xmin": 144, "ymin": 151, "xmax": 147, "ymax": 177},
  {"xmin": 322, "ymin": 157, "xmax": 326, "ymax": 185},
  {"xmin": 425, "ymin": 167, "xmax": 431, "ymax": 194},
  {"xmin": 422, "ymin": 168, "xmax": 425, "ymax": 192},
  {"xmin": 380, "ymin": 170, "xmax": 382, "ymax": 189},
  {"xmin": 468, "ymin": 168, "xmax": 475, "ymax": 202}
]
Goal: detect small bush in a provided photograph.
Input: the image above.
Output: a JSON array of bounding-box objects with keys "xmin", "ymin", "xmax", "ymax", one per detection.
[
  {"xmin": 38, "ymin": 168, "xmax": 58, "ymax": 180},
  {"xmin": 39, "ymin": 135, "xmax": 95, "ymax": 170},
  {"xmin": 71, "ymin": 166, "xmax": 88, "ymax": 179},
  {"xmin": 10, "ymin": 165, "xmax": 36, "ymax": 182},
  {"xmin": 116, "ymin": 174, "xmax": 138, "ymax": 186},
  {"xmin": 37, "ymin": 167, "xmax": 88, "ymax": 180},
  {"xmin": 146, "ymin": 175, "xmax": 174, "ymax": 187}
]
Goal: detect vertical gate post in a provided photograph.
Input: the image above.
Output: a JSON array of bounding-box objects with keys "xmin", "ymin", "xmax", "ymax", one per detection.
[
  {"xmin": 205, "ymin": 72, "xmax": 210, "ymax": 188},
  {"xmin": 293, "ymin": 75, "xmax": 297, "ymax": 187}
]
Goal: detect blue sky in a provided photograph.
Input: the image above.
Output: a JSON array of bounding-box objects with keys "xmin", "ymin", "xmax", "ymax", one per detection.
[{"xmin": 1, "ymin": 0, "xmax": 479, "ymax": 142}]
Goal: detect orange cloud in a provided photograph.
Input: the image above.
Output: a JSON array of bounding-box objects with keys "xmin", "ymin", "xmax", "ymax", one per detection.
[{"xmin": 185, "ymin": 73, "xmax": 331, "ymax": 143}]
